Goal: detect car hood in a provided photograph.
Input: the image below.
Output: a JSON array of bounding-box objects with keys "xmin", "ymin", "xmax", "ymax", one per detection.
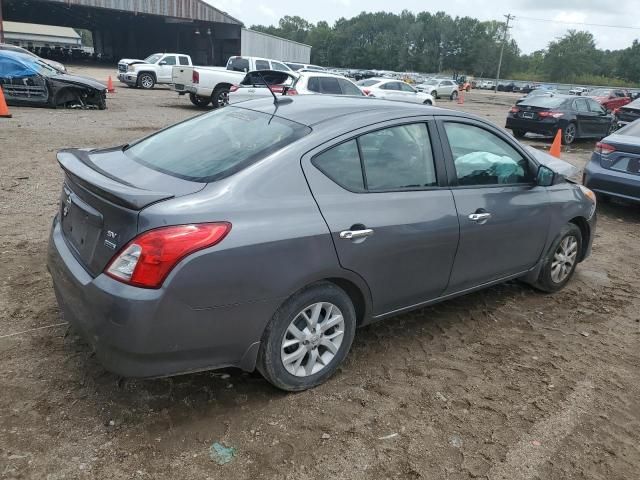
[
  {"xmin": 525, "ymin": 146, "xmax": 579, "ymax": 178},
  {"xmin": 51, "ymin": 74, "xmax": 106, "ymax": 91},
  {"xmin": 118, "ymin": 58, "xmax": 147, "ymax": 65}
]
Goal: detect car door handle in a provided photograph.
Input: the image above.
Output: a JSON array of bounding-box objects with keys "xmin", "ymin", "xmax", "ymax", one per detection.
[
  {"xmin": 468, "ymin": 212, "xmax": 492, "ymax": 222},
  {"xmin": 339, "ymin": 228, "xmax": 374, "ymax": 239}
]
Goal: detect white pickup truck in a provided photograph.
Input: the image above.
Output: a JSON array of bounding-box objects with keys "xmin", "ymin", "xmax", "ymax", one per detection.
[
  {"xmin": 172, "ymin": 56, "xmax": 293, "ymax": 108},
  {"xmin": 117, "ymin": 53, "xmax": 193, "ymax": 89}
]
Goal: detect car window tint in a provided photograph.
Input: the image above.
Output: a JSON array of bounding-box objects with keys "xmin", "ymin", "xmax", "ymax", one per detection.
[
  {"xmin": 359, "ymin": 124, "xmax": 437, "ymax": 190},
  {"xmin": 227, "ymin": 57, "xmax": 249, "ymax": 72},
  {"xmin": 383, "ymin": 82, "xmax": 399, "ymax": 91},
  {"xmin": 444, "ymin": 122, "xmax": 533, "ymax": 186},
  {"xmin": 271, "ymin": 61, "xmax": 288, "ymax": 71},
  {"xmin": 356, "ymin": 79, "xmax": 379, "ymax": 87},
  {"xmin": 312, "ymin": 140, "xmax": 365, "ymax": 192},
  {"xmin": 399, "ymin": 83, "xmax": 414, "ymax": 92},
  {"xmin": 587, "ymin": 99, "xmax": 606, "ymax": 114},
  {"xmin": 338, "ymin": 79, "xmax": 363, "ymax": 96},
  {"xmin": 319, "ymin": 77, "xmax": 342, "ymax": 94},
  {"xmin": 126, "ymin": 108, "xmax": 311, "ymax": 183},
  {"xmin": 287, "ymin": 63, "xmax": 303, "ymax": 71},
  {"xmin": 162, "ymin": 56, "xmax": 176, "ymax": 65},
  {"xmin": 255, "ymin": 60, "xmax": 270, "ymax": 70},
  {"xmin": 178, "ymin": 56, "xmax": 190, "ymax": 66},
  {"xmin": 574, "ymin": 99, "xmax": 589, "ymax": 112}
]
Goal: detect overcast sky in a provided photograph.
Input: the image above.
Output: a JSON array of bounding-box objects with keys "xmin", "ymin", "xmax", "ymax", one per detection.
[{"xmin": 208, "ymin": 0, "xmax": 640, "ymax": 53}]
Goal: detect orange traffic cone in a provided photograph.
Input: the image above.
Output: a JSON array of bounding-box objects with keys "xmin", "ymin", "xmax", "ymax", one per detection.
[
  {"xmin": 0, "ymin": 86, "xmax": 12, "ymax": 118},
  {"xmin": 457, "ymin": 89, "xmax": 464, "ymax": 105},
  {"xmin": 549, "ymin": 128, "xmax": 562, "ymax": 158},
  {"xmin": 107, "ymin": 76, "xmax": 115, "ymax": 93}
]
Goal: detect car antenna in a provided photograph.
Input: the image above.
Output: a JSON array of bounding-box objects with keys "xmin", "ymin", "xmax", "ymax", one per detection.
[{"xmin": 255, "ymin": 70, "xmax": 279, "ymax": 107}]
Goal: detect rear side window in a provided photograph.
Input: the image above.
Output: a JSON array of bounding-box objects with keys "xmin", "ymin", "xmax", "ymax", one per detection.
[
  {"xmin": 287, "ymin": 63, "xmax": 303, "ymax": 71},
  {"xmin": 227, "ymin": 57, "xmax": 249, "ymax": 72},
  {"xmin": 338, "ymin": 79, "xmax": 363, "ymax": 96},
  {"xmin": 444, "ymin": 122, "xmax": 533, "ymax": 185},
  {"xmin": 178, "ymin": 56, "xmax": 190, "ymax": 66},
  {"xmin": 255, "ymin": 60, "xmax": 270, "ymax": 70},
  {"xmin": 312, "ymin": 123, "xmax": 437, "ymax": 192},
  {"xmin": 126, "ymin": 108, "xmax": 311, "ymax": 182},
  {"xmin": 307, "ymin": 77, "xmax": 342, "ymax": 94}
]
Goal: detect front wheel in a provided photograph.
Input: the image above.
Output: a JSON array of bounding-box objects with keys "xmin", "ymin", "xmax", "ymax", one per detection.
[
  {"xmin": 257, "ymin": 282, "xmax": 356, "ymax": 391},
  {"xmin": 189, "ymin": 92, "xmax": 211, "ymax": 108},
  {"xmin": 450, "ymin": 90, "xmax": 458, "ymax": 101},
  {"xmin": 431, "ymin": 90, "xmax": 438, "ymax": 99},
  {"xmin": 424, "ymin": 99, "xmax": 433, "ymax": 106},
  {"xmin": 533, "ymin": 223, "xmax": 582, "ymax": 293},
  {"xmin": 561, "ymin": 123, "xmax": 577, "ymax": 145},
  {"xmin": 138, "ymin": 73, "xmax": 155, "ymax": 89},
  {"xmin": 211, "ymin": 85, "xmax": 230, "ymax": 109}
]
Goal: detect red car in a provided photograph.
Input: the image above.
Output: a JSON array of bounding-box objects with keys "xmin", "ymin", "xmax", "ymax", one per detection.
[{"xmin": 588, "ymin": 88, "xmax": 631, "ymax": 112}]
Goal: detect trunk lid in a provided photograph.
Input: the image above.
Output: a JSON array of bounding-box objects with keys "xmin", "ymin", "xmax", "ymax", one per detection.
[
  {"xmin": 57, "ymin": 147, "xmax": 205, "ymax": 276},
  {"xmin": 172, "ymin": 66, "xmax": 194, "ymax": 91}
]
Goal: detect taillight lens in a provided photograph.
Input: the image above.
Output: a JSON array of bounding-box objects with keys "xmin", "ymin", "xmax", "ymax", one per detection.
[
  {"xmin": 285, "ymin": 88, "xmax": 298, "ymax": 95},
  {"xmin": 538, "ymin": 111, "xmax": 564, "ymax": 118},
  {"xmin": 229, "ymin": 84, "xmax": 239, "ymax": 92},
  {"xmin": 509, "ymin": 106, "xmax": 519, "ymax": 113},
  {"xmin": 595, "ymin": 142, "xmax": 616, "ymax": 155},
  {"xmin": 362, "ymin": 89, "xmax": 371, "ymax": 96},
  {"xmin": 269, "ymin": 85, "xmax": 284, "ymax": 94},
  {"xmin": 192, "ymin": 70, "xmax": 199, "ymax": 84},
  {"xmin": 105, "ymin": 223, "xmax": 231, "ymax": 289}
]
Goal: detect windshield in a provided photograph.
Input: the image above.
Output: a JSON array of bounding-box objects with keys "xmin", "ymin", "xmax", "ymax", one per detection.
[
  {"xmin": 356, "ymin": 79, "xmax": 379, "ymax": 87},
  {"xmin": 528, "ymin": 89, "xmax": 552, "ymax": 97},
  {"xmin": 125, "ymin": 107, "xmax": 311, "ymax": 182},
  {"xmin": 520, "ymin": 97, "xmax": 567, "ymax": 108},
  {"xmin": 144, "ymin": 54, "xmax": 162, "ymax": 64},
  {"xmin": 590, "ymin": 89, "xmax": 611, "ymax": 97}
]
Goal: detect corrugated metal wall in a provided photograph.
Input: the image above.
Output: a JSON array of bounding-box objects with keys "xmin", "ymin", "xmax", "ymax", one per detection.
[
  {"xmin": 241, "ymin": 29, "xmax": 311, "ymax": 63},
  {"xmin": 40, "ymin": 0, "xmax": 241, "ymax": 24}
]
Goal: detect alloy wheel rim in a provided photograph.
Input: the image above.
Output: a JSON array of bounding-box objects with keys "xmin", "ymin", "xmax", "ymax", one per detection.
[
  {"xmin": 141, "ymin": 76, "xmax": 153, "ymax": 88},
  {"xmin": 217, "ymin": 92, "xmax": 229, "ymax": 107},
  {"xmin": 565, "ymin": 125, "xmax": 576, "ymax": 143},
  {"xmin": 551, "ymin": 235, "xmax": 578, "ymax": 283},
  {"xmin": 280, "ymin": 302, "xmax": 345, "ymax": 377}
]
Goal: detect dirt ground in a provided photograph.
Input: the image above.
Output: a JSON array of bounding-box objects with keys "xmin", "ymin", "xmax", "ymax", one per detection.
[{"xmin": 1, "ymin": 65, "xmax": 639, "ymax": 480}]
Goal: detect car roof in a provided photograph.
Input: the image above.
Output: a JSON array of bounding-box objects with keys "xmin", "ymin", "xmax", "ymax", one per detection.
[
  {"xmin": 0, "ymin": 50, "xmax": 35, "ymax": 64},
  {"xmin": 230, "ymin": 95, "xmax": 473, "ymax": 128}
]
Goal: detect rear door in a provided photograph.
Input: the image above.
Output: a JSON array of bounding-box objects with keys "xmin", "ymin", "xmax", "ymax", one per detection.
[
  {"xmin": 302, "ymin": 120, "xmax": 460, "ymax": 316},
  {"xmin": 438, "ymin": 118, "xmax": 550, "ymax": 293},
  {"xmin": 573, "ymin": 98, "xmax": 595, "ymax": 135}
]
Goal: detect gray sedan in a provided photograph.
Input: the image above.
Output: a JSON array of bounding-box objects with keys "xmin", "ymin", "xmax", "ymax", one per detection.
[{"xmin": 47, "ymin": 96, "xmax": 597, "ymax": 391}]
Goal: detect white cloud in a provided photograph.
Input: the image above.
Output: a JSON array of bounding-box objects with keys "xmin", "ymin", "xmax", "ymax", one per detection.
[{"xmin": 258, "ymin": 4, "xmax": 278, "ymax": 20}]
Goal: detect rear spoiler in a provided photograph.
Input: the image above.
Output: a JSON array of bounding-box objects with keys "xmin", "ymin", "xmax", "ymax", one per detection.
[
  {"xmin": 57, "ymin": 149, "xmax": 174, "ymax": 210},
  {"xmin": 241, "ymin": 69, "xmax": 298, "ymax": 86}
]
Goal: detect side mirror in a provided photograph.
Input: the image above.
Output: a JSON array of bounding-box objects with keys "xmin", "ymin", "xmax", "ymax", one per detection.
[
  {"xmin": 159, "ymin": 61, "xmax": 167, "ymax": 66},
  {"xmin": 536, "ymin": 165, "xmax": 555, "ymax": 187}
]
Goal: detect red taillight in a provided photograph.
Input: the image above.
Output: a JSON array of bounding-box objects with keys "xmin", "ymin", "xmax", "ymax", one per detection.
[
  {"xmin": 105, "ymin": 223, "xmax": 231, "ymax": 289},
  {"xmin": 612, "ymin": 107, "xmax": 620, "ymax": 115},
  {"xmin": 192, "ymin": 70, "xmax": 200, "ymax": 84},
  {"xmin": 595, "ymin": 142, "xmax": 616, "ymax": 155},
  {"xmin": 229, "ymin": 84, "xmax": 239, "ymax": 92},
  {"xmin": 269, "ymin": 85, "xmax": 284, "ymax": 94},
  {"xmin": 510, "ymin": 106, "xmax": 520, "ymax": 113},
  {"xmin": 285, "ymin": 88, "xmax": 298, "ymax": 95},
  {"xmin": 538, "ymin": 111, "xmax": 564, "ymax": 118},
  {"xmin": 362, "ymin": 89, "xmax": 371, "ymax": 96}
]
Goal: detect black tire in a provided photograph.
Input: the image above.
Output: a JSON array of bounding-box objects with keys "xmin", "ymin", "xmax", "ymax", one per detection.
[
  {"xmin": 257, "ymin": 282, "xmax": 357, "ymax": 391},
  {"xmin": 450, "ymin": 90, "xmax": 458, "ymax": 101},
  {"xmin": 211, "ymin": 85, "xmax": 230, "ymax": 109},
  {"xmin": 512, "ymin": 129, "xmax": 527, "ymax": 139},
  {"xmin": 561, "ymin": 122, "xmax": 577, "ymax": 145},
  {"xmin": 189, "ymin": 92, "xmax": 211, "ymax": 108},
  {"xmin": 424, "ymin": 100, "xmax": 433, "ymax": 106},
  {"xmin": 138, "ymin": 73, "xmax": 155, "ymax": 89},
  {"xmin": 431, "ymin": 90, "xmax": 438, "ymax": 99},
  {"xmin": 533, "ymin": 223, "xmax": 582, "ymax": 293}
]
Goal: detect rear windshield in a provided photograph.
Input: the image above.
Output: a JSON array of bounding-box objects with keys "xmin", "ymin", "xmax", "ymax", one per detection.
[
  {"xmin": 520, "ymin": 97, "xmax": 567, "ymax": 108},
  {"xmin": 125, "ymin": 108, "xmax": 311, "ymax": 182},
  {"xmin": 357, "ymin": 79, "xmax": 379, "ymax": 87},
  {"xmin": 227, "ymin": 57, "xmax": 249, "ymax": 72}
]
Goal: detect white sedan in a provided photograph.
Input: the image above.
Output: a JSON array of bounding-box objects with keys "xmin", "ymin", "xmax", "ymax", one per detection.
[{"xmin": 356, "ymin": 78, "xmax": 435, "ymax": 105}]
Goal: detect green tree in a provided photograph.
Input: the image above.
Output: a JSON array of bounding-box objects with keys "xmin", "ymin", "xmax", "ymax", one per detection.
[{"xmin": 543, "ymin": 30, "xmax": 598, "ymax": 82}]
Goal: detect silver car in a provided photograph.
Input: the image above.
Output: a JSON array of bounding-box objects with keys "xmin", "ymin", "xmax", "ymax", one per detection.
[
  {"xmin": 48, "ymin": 96, "xmax": 596, "ymax": 391},
  {"xmin": 416, "ymin": 78, "xmax": 459, "ymax": 100}
]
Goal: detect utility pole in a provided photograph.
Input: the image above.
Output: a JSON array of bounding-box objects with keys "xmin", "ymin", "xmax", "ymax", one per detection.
[
  {"xmin": 494, "ymin": 14, "xmax": 513, "ymax": 94},
  {"xmin": 0, "ymin": 0, "xmax": 5, "ymax": 44}
]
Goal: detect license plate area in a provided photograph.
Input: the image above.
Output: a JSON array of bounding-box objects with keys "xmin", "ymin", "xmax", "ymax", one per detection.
[
  {"xmin": 60, "ymin": 186, "xmax": 103, "ymax": 259},
  {"xmin": 175, "ymin": 84, "xmax": 184, "ymax": 91},
  {"xmin": 523, "ymin": 112, "xmax": 534, "ymax": 119}
]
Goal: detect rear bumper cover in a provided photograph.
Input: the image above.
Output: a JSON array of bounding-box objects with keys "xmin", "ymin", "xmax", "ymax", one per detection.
[
  {"xmin": 47, "ymin": 216, "xmax": 273, "ymax": 377},
  {"xmin": 584, "ymin": 156, "xmax": 640, "ymax": 203},
  {"xmin": 505, "ymin": 116, "xmax": 562, "ymax": 135}
]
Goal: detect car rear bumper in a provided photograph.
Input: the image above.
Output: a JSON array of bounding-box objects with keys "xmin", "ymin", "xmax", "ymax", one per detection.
[
  {"xmin": 505, "ymin": 117, "xmax": 561, "ymax": 135},
  {"xmin": 47, "ymin": 216, "xmax": 272, "ymax": 377},
  {"xmin": 584, "ymin": 156, "xmax": 640, "ymax": 203}
]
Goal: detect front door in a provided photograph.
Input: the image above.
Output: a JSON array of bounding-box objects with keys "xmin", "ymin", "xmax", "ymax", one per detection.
[
  {"xmin": 158, "ymin": 55, "xmax": 177, "ymax": 82},
  {"xmin": 586, "ymin": 98, "xmax": 614, "ymax": 137},
  {"xmin": 438, "ymin": 119, "xmax": 550, "ymax": 293},
  {"xmin": 302, "ymin": 120, "xmax": 460, "ymax": 315}
]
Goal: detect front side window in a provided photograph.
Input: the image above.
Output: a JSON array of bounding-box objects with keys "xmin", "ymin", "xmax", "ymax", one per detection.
[
  {"xmin": 255, "ymin": 60, "xmax": 270, "ymax": 70},
  {"xmin": 161, "ymin": 56, "xmax": 176, "ymax": 65},
  {"xmin": 399, "ymin": 83, "xmax": 415, "ymax": 92},
  {"xmin": 444, "ymin": 122, "xmax": 533, "ymax": 186},
  {"xmin": 126, "ymin": 108, "xmax": 310, "ymax": 182},
  {"xmin": 574, "ymin": 99, "xmax": 589, "ymax": 113},
  {"xmin": 587, "ymin": 99, "xmax": 606, "ymax": 114}
]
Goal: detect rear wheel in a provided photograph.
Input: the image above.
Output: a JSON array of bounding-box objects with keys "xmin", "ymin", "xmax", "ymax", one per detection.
[
  {"xmin": 257, "ymin": 282, "xmax": 356, "ymax": 391},
  {"xmin": 533, "ymin": 223, "xmax": 582, "ymax": 293},
  {"xmin": 138, "ymin": 73, "xmax": 155, "ymax": 89},
  {"xmin": 512, "ymin": 129, "xmax": 527, "ymax": 139},
  {"xmin": 450, "ymin": 90, "xmax": 458, "ymax": 101},
  {"xmin": 189, "ymin": 93, "xmax": 211, "ymax": 108},
  {"xmin": 211, "ymin": 86, "xmax": 230, "ymax": 109},
  {"xmin": 561, "ymin": 122, "xmax": 577, "ymax": 145}
]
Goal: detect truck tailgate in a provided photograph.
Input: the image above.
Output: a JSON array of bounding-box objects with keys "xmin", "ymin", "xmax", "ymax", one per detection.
[{"xmin": 172, "ymin": 66, "xmax": 194, "ymax": 92}]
